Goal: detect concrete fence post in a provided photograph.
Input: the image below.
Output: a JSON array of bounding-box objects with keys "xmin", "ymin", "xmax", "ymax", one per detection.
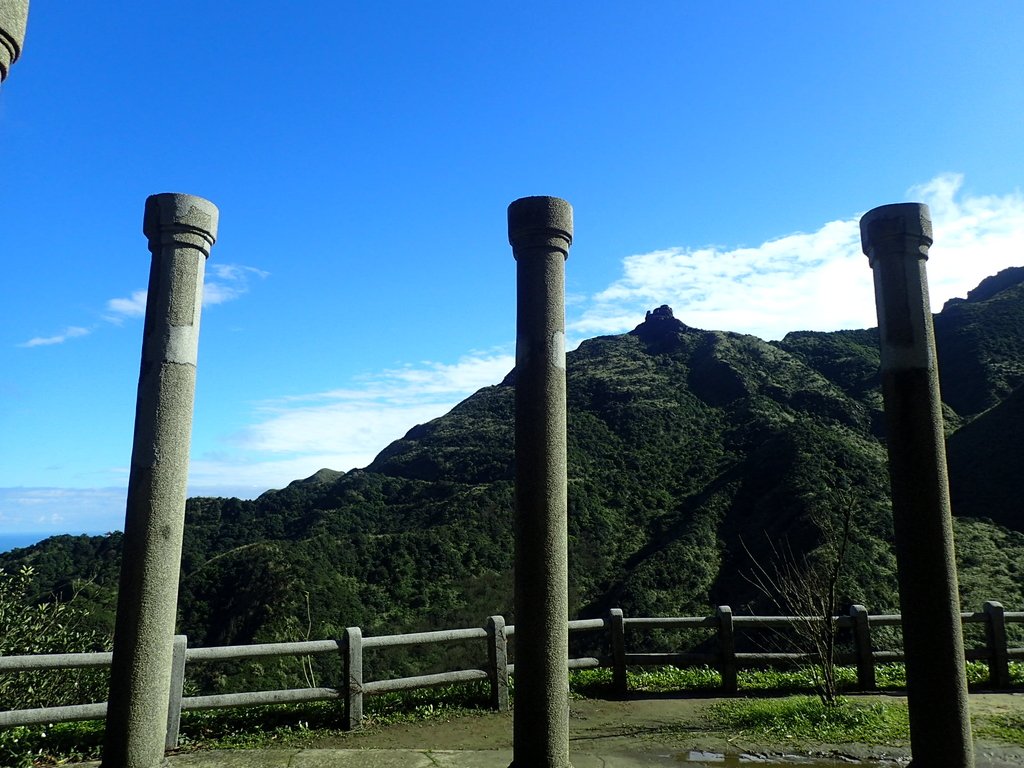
[
  {"xmin": 0, "ymin": 0, "xmax": 29, "ymax": 83},
  {"xmin": 342, "ymin": 626, "xmax": 363, "ymax": 730},
  {"xmin": 984, "ymin": 601, "xmax": 1010, "ymax": 689},
  {"xmin": 103, "ymin": 194, "xmax": 218, "ymax": 768},
  {"xmin": 487, "ymin": 615, "xmax": 510, "ymax": 711},
  {"xmin": 861, "ymin": 202, "xmax": 974, "ymax": 768},
  {"xmin": 608, "ymin": 608, "xmax": 627, "ymax": 698},
  {"xmin": 716, "ymin": 605, "xmax": 737, "ymax": 694},
  {"xmin": 849, "ymin": 605, "xmax": 876, "ymax": 690},
  {"xmin": 508, "ymin": 195, "xmax": 573, "ymax": 768},
  {"xmin": 164, "ymin": 635, "xmax": 188, "ymax": 750}
]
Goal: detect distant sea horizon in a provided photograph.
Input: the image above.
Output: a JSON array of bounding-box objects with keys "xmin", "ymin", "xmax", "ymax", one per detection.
[{"xmin": 0, "ymin": 531, "xmax": 116, "ymax": 554}]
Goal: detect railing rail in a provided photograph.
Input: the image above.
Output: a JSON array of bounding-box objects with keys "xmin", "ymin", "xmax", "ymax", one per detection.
[{"xmin": 0, "ymin": 601, "xmax": 1020, "ymax": 746}]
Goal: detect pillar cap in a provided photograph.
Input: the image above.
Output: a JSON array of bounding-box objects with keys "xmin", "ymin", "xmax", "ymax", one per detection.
[
  {"xmin": 508, "ymin": 196, "xmax": 573, "ymax": 258},
  {"xmin": 0, "ymin": 0, "xmax": 30, "ymax": 82},
  {"xmin": 144, "ymin": 193, "xmax": 219, "ymax": 257},
  {"xmin": 860, "ymin": 202, "xmax": 932, "ymax": 262}
]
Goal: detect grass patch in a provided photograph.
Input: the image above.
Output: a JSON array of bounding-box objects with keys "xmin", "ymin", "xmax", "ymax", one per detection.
[
  {"xmin": 0, "ymin": 721, "xmax": 105, "ymax": 767},
  {"xmin": 0, "ymin": 682, "xmax": 495, "ymax": 763},
  {"xmin": 630, "ymin": 665, "xmax": 722, "ymax": 692},
  {"xmin": 873, "ymin": 660, "xmax": 1024, "ymax": 689},
  {"xmin": 709, "ymin": 696, "xmax": 910, "ymax": 744},
  {"xmin": 4, "ymin": 663, "xmax": 1023, "ymax": 763},
  {"xmin": 737, "ymin": 665, "xmax": 856, "ymax": 692},
  {"xmin": 571, "ymin": 660, "xmax": 1024, "ymax": 697},
  {"xmin": 569, "ymin": 665, "xmax": 725, "ymax": 696},
  {"xmin": 179, "ymin": 681, "xmax": 492, "ymax": 748},
  {"xmin": 975, "ymin": 712, "xmax": 1024, "ymax": 745}
]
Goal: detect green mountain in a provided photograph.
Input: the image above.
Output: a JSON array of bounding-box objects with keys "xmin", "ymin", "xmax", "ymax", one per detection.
[{"xmin": 6, "ymin": 272, "xmax": 1024, "ymax": 669}]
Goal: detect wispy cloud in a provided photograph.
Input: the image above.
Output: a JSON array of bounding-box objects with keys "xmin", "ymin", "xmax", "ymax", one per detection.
[
  {"xmin": 0, "ymin": 487, "xmax": 126, "ymax": 534},
  {"xmin": 242, "ymin": 351, "xmax": 512, "ymax": 456},
  {"xmin": 571, "ymin": 173, "xmax": 1024, "ymax": 341},
  {"xmin": 18, "ymin": 326, "xmax": 90, "ymax": 348},
  {"xmin": 105, "ymin": 290, "xmax": 148, "ymax": 320},
  {"xmin": 908, "ymin": 174, "xmax": 1024, "ymax": 301},
  {"xmin": 190, "ymin": 351, "xmax": 514, "ymax": 492},
  {"xmin": 23, "ymin": 263, "xmax": 270, "ymax": 346},
  {"xmin": 203, "ymin": 264, "xmax": 269, "ymax": 307},
  {"xmin": 104, "ymin": 263, "xmax": 269, "ymax": 320}
]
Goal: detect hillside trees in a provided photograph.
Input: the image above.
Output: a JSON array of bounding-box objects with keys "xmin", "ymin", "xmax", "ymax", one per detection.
[{"xmin": 0, "ymin": 566, "xmax": 111, "ymax": 710}]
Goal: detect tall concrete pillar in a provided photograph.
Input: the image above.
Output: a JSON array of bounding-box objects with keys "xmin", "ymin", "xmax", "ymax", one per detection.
[
  {"xmin": 861, "ymin": 202, "xmax": 974, "ymax": 768},
  {"xmin": 103, "ymin": 194, "xmax": 218, "ymax": 768},
  {"xmin": 507, "ymin": 196, "xmax": 573, "ymax": 768},
  {"xmin": 0, "ymin": 0, "xmax": 30, "ymax": 83}
]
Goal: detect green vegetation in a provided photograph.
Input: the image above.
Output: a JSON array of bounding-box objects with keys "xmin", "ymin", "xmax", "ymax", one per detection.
[
  {"xmin": 0, "ymin": 721, "xmax": 105, "ymax": 768},
  {"xmin": 0, "ymin": 566, "xmax": 110, "ymax": 711},
  {"xmin": 0, "ymin": 683, "xmax": 494, "ymax": 765},
  {"xmin": 3, "ymin": 271, "xmax": 1024, "ymax": 697},
  {"xmin": 569, "ymin": 661, "xmax": 1024, "ymax": 697},
  {"xmin": 976, "ymin": 711, "xmax": 1024, "ymax": 744},
  {"xmin": 5, "ymin": 664, "xmax": 1023, "ymax": 764},
  {"xmin": 3, "ymin": 273, "xmax": 1024, "ymax": 766},
  {"xmin": 708, "ymin": 696, "xmax": 910, "ymax": 744}
]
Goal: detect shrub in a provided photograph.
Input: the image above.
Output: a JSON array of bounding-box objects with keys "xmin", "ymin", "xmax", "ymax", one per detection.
[{"xmin": 0, "ymin": 565, "xmax": 111, "ymax": 711}]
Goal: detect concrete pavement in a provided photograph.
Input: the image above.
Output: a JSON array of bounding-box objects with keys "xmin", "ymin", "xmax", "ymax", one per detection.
[{"xmin": 161, "ymin": 748, "xmax": 696, "ymax": 766}]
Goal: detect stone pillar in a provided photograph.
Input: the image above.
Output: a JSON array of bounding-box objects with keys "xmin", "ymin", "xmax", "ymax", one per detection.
[
  {"xmin": 103, "ymin": 194, "xmax": 218, "ymax": 768},
  {"xmin": 861, "ymin": 202, "xmax": 974, "ymax": 768},
  {"xmin": 508, "ymin": 196, "xmax": 573, "ymax": 768},
  {"xmin": 0, "ymin": 0, "xmax": 30, "ymax": 83}
]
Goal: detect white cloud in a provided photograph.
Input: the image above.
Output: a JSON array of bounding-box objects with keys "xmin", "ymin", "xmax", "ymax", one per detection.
[
  {"xmin": 106, "ymin": 290, "xmax": 148, "ymax": 319},
  {"xmin": 909, "ymin": 173, "xmax": 1024, "ymax": 302},
  {"xmin": 103, "ymin": 263, "xmax": 268, "ymax": 321},
  {"xmin": 18, "ymin": 326, "xmax": 90, "ymax": 348},
  {"xmin": 210, "ymin": 264, "xmax": 271, "ymax": 282},
  {"xmin": 203, "ymin": 263, "xmax": 269, "ymax": 307},
  {"xmin": 572, "ymin": 173, "xmax": 1024, "ymax": 341},
  {"xmin": 190, "ymin": 350, "xmax": 515, "ymax": 491}
]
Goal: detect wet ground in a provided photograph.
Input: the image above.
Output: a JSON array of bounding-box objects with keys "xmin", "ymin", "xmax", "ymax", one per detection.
[
  {"xmin": 299, "ymin": 693, "xmax": 1024, "ymax": 765},
  {"xmin": 78, "ymin": 693, "xmax": 1024, "ymax": 767}
]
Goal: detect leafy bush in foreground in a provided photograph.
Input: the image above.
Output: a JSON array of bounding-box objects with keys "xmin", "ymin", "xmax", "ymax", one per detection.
[{"xmin": 0, "ymin": 566, "xmax": 111, "ymax": 711}]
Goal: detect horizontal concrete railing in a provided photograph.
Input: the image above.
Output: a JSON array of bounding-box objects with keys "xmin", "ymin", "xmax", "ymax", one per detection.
[{"xmin": 0, "ymin": 601, "xmax": 1021, "ymax": 748}]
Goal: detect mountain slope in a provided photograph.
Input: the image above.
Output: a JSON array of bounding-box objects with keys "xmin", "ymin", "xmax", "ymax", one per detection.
[{"xmin": 6, "ymin": 272, "xmax": 1024, "ymax": 664}]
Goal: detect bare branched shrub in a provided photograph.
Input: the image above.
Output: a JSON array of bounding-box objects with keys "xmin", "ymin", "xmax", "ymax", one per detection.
[{"xmin": 744, "ymin": 490, "xmax": 855, "ymax": 706}]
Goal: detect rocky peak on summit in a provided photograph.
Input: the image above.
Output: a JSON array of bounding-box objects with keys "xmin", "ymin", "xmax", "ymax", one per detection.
[
  {"xmin": 629, "ymin": 305, "xmax": 691, "ymax": 344},
  {"xmin": 645, "ymin": 305, "xmax": 676, "ymax": 322}
]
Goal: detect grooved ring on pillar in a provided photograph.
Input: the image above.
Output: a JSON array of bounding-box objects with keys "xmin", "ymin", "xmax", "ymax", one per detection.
[
  {"xmin": 508, "ymin": 196, "xmax": 573, "ymax": 257},
  {"xmin": 860, "ymin": 202, "xmax": 934, "ymax": 369},
  {"xmin": 144, "ymin": 193, "xmax": 220, "ymax": 258},
  {"xmin": 0, "ymin": 0, "xmax": 29, "ymax": 82},
  {"xmin": 860, "ymin": 202, "xmax": 932, "ymax": 266}
]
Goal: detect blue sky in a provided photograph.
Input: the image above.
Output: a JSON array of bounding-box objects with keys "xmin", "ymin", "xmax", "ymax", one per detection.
[{"xmin": 2, "ymin": 3, "xmax": 1023, "ymax": 537}]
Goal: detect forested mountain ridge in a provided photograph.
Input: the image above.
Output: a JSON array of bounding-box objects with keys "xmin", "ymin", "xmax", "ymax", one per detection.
[{"xmin": 6, "ymin": 270, "xmax": 1024, "ymax": 658}]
